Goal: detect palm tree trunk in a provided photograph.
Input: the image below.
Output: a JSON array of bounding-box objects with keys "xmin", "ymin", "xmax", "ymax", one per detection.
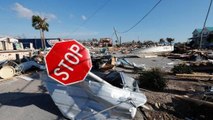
[
  {"xmin": 40, "ymin": 29, "xmax": 44, "ymax": 49},
  {"xmin": 42, "ymin": 31, "xmax": 46, "ymax": 49}
]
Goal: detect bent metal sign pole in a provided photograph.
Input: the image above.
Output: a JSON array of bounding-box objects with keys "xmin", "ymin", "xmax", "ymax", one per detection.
[{"xmin": 45, "ymin": 40, "xmax": 110, "ymax": 86}]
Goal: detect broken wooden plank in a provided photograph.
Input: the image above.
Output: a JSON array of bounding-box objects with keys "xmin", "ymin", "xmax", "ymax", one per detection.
[
  {"xmin": 174, "ymin": 95, "xmax": 213, "ymax": 107},
  {"xmin": 172, "ymin": 95, "xmax": 213, "ymax": 119},
  {"xmin": 176, "ymin": 73, "xmax": 213, "ymax": 79}
]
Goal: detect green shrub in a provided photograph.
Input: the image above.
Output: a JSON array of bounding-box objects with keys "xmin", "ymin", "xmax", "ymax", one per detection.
[
  {"xmin": 138, "ymin": 68, "xmax": 167, "ymax": 91},
  {"xmin": 172, "ymin": 64, "xmax": 192, "ymax": 74}
]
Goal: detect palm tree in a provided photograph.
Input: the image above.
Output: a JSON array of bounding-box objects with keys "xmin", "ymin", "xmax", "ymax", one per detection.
[
  {"xmin": 32, "ymin": 15, "xmax": 49, "ymax": 50},
  {"xmin": 166, "ymin": 38, "xmax": 174, "ymax": 45},
  {"xmin": 159, "ymin": 38, "xmax": 165, "ymax": 45}
]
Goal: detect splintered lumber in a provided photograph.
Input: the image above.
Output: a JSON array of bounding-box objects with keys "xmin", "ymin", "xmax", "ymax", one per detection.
[
  {"xmin": 176, "ymin": 73, "xmax": 213, "ymax": 80},
  {"xmin": 173, "ymin": 95, "xmax": 213, "ymax": 119},
  {"xmin": 174, "ymin": 95, "xmax": 213, "ymax": 107}
]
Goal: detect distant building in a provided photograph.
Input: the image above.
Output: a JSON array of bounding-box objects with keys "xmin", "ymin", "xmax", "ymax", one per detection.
[
  {"xmin": 99, "ymin": 38, "xmax": 112, "ymax": 47},
  {"xmin": 189, "ymin": 27, "xmax": 213, "ymax": 48},
  {"xmin": 0, "ymin": 37, "xmax": 21, "ymax": 50},
  {"xmin": 18, "ymin": 38, "xmax": 61, "ymax": 49}
]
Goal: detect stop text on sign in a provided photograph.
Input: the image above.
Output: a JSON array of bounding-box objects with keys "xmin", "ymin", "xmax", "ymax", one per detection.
[{"xmin": 54, "ymin": 44, "xmax": 83, "ymax": 81}]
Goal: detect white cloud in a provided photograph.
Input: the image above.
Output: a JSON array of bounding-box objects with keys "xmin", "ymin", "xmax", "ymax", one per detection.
[
  {"xmin": 13, "ymin": 3, "xmax": 33, "ymax": 19},
  {"xmin": 81, "ymin": 15, "xmax": 87, "ymax": 20},
  {"xmin": 12, "ymin": 3, "xmax": 56, "ymax": 20},
  {"xmin": 39, "ymin": 12, "xmax": 57, "ymax": 21}
]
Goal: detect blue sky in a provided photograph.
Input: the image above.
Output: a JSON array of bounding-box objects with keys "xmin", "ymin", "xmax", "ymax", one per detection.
[{"xmin": 0, "ymin": 0, "xmax": 213, "ymax": 43}]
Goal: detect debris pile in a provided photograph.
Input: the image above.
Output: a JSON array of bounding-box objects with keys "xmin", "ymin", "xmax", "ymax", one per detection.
[
  {"xmin": 172, "ymin": 90, "xmax": 213, "ymax": 119},
  {"xmin": 0, "ymin": 50, "xmax": 45, "ymax": 79},
  {"xmin": 1, "ymin": 38, "xmax": 213, "ymax": 120},
  {"xmin": 186, "ymin": 60, "xmax": 213, "ymax": 72},
  {"xmin": 172, "ymin": 60, "xmax": 213, "ymax": 75},
  {"xmin": 91, "ymin": 55, "xmax": 116, "ymax": 71}
]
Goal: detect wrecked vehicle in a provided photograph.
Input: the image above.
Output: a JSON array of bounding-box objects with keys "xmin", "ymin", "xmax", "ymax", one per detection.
[
  {"xmin": 41, "ymin": 71, "xmax": 148, "ymax": 119},
  {"xmin": 101, "ymin": 71, "xmax": 140, "ymax": 92}
]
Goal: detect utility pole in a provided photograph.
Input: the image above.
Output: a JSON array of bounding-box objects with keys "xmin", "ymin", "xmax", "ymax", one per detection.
[
  {"xmin": 120, "ymin": 36, "xmax": 122, "ymax": 46},
  {"xmin": 199, "ymin": 0, "xmax": 213, "ymax": 49},
  {"xmin": 113, "ymin": 27, "xmax": 119, "ymax": 45}
]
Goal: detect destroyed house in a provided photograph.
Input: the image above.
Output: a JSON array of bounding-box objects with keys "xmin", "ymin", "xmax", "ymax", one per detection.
[
  {"xmin": 99, "ymin": 38, "xmax": 113, "ymax": 47},
  {"xmin": 189, "ymin": 27, "xmax": 213, "ymax": 48}
]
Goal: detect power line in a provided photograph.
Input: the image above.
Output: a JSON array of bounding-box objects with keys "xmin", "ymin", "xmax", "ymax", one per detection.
[
  {"xmin": 199, "ymin": 0, "xmax": 213, "ymax": 49},
  {"xmin": 86, "ymin": 0, "xmax": 111, "ymax": 22},
  {"xmin": 120, "ymin": 0, "xmax": 162, "ymax": 33},
  {"xmin": 71, "ymin": 0, "xmax": 111, "ymax": 34}
]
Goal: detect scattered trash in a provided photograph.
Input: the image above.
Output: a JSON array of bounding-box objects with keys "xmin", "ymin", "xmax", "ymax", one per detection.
[
  {"xmin": 19, "ymin": 61, "xmax": 45, "ymax": 73},
  {"xmin": 205, "ymin": 86, "xmax": 213, "ymax": 92},
  {"xmin": 0, "ymin": 52, "xmax": 45, "ymax": 79},
  {"xmin": 91, "ymin": 55, "xmax": 116, "ymax": 71},
  {"xmin": 0, "ymin": 60, "xmax": 20, "ymax": 79},
  {"xmin": 17, "ymin": 75, "xmax": 33, "ymax": 81},
  {"xmin": 167, "ymin": 62, "xmax": 174, "ymax": 65},
  {"xmin": 116, "ymin": 57, "xmax": 145, "ymax": 72},
  {"xmin": 0, "ymin": 65, "xmax": 15, "ymax": 79},
  {"xmin": 155, "ymin": 102, "xmax": 161, "ymax": 109}
]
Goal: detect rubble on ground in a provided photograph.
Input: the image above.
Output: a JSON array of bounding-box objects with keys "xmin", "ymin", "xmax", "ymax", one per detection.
[
  {"xmin": 1, "ymin": 45, "xmax": 213, "ymax": 120},
  {"xmin": 0, "ymin": 51, "xmax": 45, "ymax": 79}
]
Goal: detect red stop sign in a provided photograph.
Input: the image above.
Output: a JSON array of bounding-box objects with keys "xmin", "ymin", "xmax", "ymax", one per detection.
[{"xmin": 45, "ymin": 40, "xmax": 92, "ymax": 85}]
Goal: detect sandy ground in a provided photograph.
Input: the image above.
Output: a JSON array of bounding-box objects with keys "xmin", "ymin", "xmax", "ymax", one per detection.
[
  {"xmin": 140, "ymin": 77, "xmax": 213, "ymax": 120},
  {"xmin": 0, "ymin": 56, "xmax": 212, "ymax": 120},
  {"xmin": 116, "ymin": 57, "xmax": 213, "ymax": 120}
]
